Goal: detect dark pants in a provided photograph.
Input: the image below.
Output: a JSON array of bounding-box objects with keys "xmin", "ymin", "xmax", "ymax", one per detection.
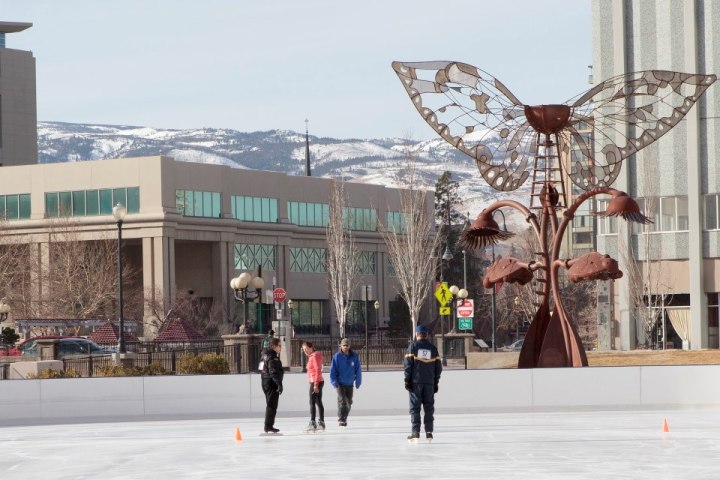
[
  {"xmin": 336, "ymin": 385, "xmax": 354, "ymax": 422},
  {"xmin": 409, "ymin": 383, "xmax": 435, "ymax": 433},
  {"xmin": 262, "ymin": 379, "xmax": 280, "ymax": 429},
  {"xmin": 309, "ymin": 381, "xmax": 325, "ymax": 422}
]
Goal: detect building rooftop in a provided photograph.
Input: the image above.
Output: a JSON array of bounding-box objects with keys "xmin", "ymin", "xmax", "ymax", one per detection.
[{"xmin": 0, "ymin": 21, "xmax": 32, "ymax": 34}]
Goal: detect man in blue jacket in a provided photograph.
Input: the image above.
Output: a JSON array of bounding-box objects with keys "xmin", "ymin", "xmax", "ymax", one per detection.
[
  {"xmin": 330, "ymin": 337, "xmax": 362, "ymax": 427},
  {"xmin": 404, "ymin": 325, "xmax": 442, "ymax": 442}
]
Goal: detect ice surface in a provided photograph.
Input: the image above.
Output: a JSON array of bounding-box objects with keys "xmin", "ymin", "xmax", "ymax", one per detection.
[{"xmin": 2, "ymin": 409, "xmax": 720, "ymax": 479}]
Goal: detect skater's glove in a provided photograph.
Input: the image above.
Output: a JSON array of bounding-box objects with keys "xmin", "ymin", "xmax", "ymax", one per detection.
[
  {"xmin": 434, "ymin": 384, "xmax": 439, "ymax": 394},
  {"xmin": 404, "ymin": 381, "xmax": 412, "ymax": 392}
]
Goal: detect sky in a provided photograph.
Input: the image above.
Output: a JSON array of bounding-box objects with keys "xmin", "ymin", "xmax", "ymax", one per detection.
[{"xmin": 1, "ymin": 0, "xmax": 591, "ymax": 140}]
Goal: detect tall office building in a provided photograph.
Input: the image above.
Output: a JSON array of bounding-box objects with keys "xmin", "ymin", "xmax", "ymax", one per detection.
[
  {"xmin": 0, "ymin": 21, "xmax": 37, "ymax": 166},
  {"xmin": 593, "ymin": 0, "xmax": 719, "ymax": 350}
]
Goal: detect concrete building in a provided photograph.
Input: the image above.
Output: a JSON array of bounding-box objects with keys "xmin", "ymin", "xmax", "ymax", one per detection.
[
  {"xmin": 1, "ymin": 156, "xmax": 426, "ymax": 339},
  {"xmin": 0, "ymin": 21, "xmax": 37, "ymax": 166},
  {"xmin": 592, "ymin": 0, "xmax": 719, "ymax": 350}
]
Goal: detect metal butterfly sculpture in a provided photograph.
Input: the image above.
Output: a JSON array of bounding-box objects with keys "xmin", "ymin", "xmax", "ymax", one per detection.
[{"xmin": 392, "ymin": 61, "xmax": 716, "ymax": 368}]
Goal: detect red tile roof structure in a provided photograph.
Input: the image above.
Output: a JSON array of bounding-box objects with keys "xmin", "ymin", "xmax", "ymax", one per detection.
[
  {"xmin": 88, "ymin": 322, "xmax": 138, "ymax": 345},
  {"xmin": 154, "ymin": 318, "xmax": 205, "ymax": 342}
]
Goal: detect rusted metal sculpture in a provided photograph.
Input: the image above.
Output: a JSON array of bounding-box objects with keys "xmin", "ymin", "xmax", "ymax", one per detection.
[{"xmin": 392, "ymin": 61, "xmax": 716, "ymax": 367}]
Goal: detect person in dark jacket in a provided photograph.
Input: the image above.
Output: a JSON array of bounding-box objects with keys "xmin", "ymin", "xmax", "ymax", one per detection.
[
  {"xmin": 329, "ymin": 337, "xmax": 362, "ymax": 427},
  {"xmin": 260, "ymin": 337, "xmax": 284, "ymax": 433},
  {"xmin": 404, "ymin": 325, "xmax": 442, "ymax": 441}
]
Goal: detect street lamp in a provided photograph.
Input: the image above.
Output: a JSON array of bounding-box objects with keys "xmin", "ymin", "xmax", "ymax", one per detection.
[
  {"xmin": 287, "ymin": 299, "xmax": 294, "ymax": 338},
  {"xmin": 488, "ymin": 209, "xmax": 507, "ymax": 353},
  {"xmin": 373, "ymin": 299, "xmax": 380, "ymax": 338},
  {"xmin": 112, "ymin": 202, "xmax": 127, "ymax": 355},
  {"xmin": 448, "ymin": 285, "xmax": 468, "ymax": 334},
  {"xmin": 230, "ymin": 266, "xmax": 265, "ymax": 333}
]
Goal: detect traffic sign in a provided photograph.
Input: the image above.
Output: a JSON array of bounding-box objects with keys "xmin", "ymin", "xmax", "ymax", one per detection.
[
  {"xmin": 439, "ymin": 306, "xmax": 451, "ymax": 315},
  {"xmin": 457, "ymin": 299, "xmax": 474, "ymax": 318},
  {"xmin": 458, "ymin": 318, "xmax": 473, "ymax": 330},
  {"xmin": 434, "ymin": 282, "xmax": 451, "ymax": 306},
  {"xmin": 272, "ymin": 288, "xmax": 287, "ymax": 303}
]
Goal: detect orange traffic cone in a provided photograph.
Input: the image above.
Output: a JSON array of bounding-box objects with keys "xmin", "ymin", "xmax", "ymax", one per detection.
[
  {"xmin": 235, "ymin": 427, "xmax": 243, "ymax": 441},
  {"xmin": 662, "ymin": 418, "xmax": 669, "ymax": 433}
]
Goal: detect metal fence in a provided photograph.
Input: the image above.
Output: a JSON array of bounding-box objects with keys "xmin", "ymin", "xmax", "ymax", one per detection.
[
  {"xmin": 290, "ymin": 336, "xmax": 411, "ymax": 369},
  {"xmin": 62, "ymin": 341, "xmax": 264, "ymax": 377}
]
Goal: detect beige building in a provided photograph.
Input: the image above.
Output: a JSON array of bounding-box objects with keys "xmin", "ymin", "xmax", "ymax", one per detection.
[
  {"xmin": 0, "ymin": 21, "xmax": 37, "ymax": 167},
  {"xmin": 1, "ymin": 155, "xmax": 424, "ymax": 338}
]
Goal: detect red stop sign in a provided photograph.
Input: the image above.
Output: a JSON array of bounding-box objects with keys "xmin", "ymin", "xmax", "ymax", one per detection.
[
  {"xmin": 457, "ymin": 299, "xmax": 474, "ymax": 318},
  {"xmin": 273, "ymin": 288, "xmax": 287, "ymax": 302}
]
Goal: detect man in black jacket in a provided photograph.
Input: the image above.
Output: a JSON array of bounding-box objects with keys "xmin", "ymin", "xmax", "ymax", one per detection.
[
  {"xmin": 403, "ymin": 325, "xmax": 442, "ymax": 441},
  {"xmin": 260, "ymin": 337, "xmax": 284, "ymax": 433}
]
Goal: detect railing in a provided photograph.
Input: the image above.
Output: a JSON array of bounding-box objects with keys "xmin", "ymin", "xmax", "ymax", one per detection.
[{"xmin": 290, "ymin": 335, "xmax": 411, "ymax": 369}]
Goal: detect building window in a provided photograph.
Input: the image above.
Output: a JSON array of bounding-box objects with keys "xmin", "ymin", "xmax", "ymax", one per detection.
[
  {"xmin": 45, "ymin": 187, "xmax": 140, "ymax": 218},
  {"xmin": 0, "ymin": 194, "xmax": 30, "ymax": 220},
  {"xmin": 708, "ymin": 293, "xmax": 719, "ymax": 349},
  {"xmin": 176, "ymin": 190, "xmax": 221, "ymax": 218},
  {"xmin": 633, "ymin": 196, "xmax": 690, "ymax": 233},
  {"xmin": 344, "ymin": 300, "xmax": 378, "ymax": 335},
  {"xmin": 356, "ymin": 251, "xmax": 376, "ymax": 275},
  {"xmin": 343, "ymin": 207, "xmax": 377, "ymax": 231},
  {"xmin": 596, "ymin": 198, "xmax": 617, "ymax": 235},
  {"xmin": 231, "ymin": 195, "xmax": 278, "ymax": 223},
  {"xmin": 705, "ymin": 194, "xmax": 719, "ymax": 230},
  {"xmin": 290, "ymin": 247, "xmax": 326, "ymax": 273},
  {"xmin": 288, "ymin": 201, "xmax": 329, "ymax": 227},
  {"xmin": 386, "ymin": 257, "xmax": 397, "ymax": 277},
  {"xmin": 386, "ymin": 211, "xmax": 407, "ymax": 233},
  {"xmin": 290, "ymin": 300, "xmax": 327, "ymax": 335},
  {"xmin": 234, "ymin": 244, "xmax": 276, "ymax": 271}
]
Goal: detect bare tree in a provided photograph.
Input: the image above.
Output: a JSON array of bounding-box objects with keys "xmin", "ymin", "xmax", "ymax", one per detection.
[
  {"xmin": 325, "ymin": 179, "xmax": 359, "ymax": 338},
  {"xmin": 381, "ymin": 147, "xmax": 441, "ymax": 332}
]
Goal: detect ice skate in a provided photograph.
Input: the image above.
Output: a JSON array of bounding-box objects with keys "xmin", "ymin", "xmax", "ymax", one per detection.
[
  {"xmin": 317, "ymin": 420, "xmax": 325, "ymax": 432},
  {"xmin": 426, "ymin": 432, "xmax": 433, "ymax": 443},
  {"xmin": 338, "ymin": 420, "xmax": 347, "ymax": 429},
  {"xmin": 261, "ymin": 427, "xmax": 282, "ymax": 436},
  {"xmin": 407, "ymin": 432, "xmax": 420, "ymax": 443},
  {"xmin": 304, "ymin": 421, "xmax": 317, "ymax": 433}
]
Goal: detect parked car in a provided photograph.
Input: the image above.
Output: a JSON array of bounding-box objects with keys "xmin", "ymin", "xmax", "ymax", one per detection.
[
  {"xmin": 500, "ymin": 339, "xmax": 524, "ymax": 352},
  {"xmin": 15, "ymin": 336, "xmax": 116, "ymax": 358}
]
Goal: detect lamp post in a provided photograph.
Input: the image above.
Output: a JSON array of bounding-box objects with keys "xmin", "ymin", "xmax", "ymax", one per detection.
[
  {"xmin": 364, "ymin": 285, "xmax": 371, "ymax": 372},
  {"xmin": 489, "ymin": 209, "xmax": 507, "ymax": 353},
  {"xmin": 287, "ymin": 299, "xmax": 294, "ymax": 338},
  {"xmin": 112, "ymin": 202, "xmax": 127, "ymax": 354},
  {"xmin": 230, "ymin": 266, "xmax": 265, "ymax": 333},
  {"xmin": 448, "ymin": 285, "xmax": 469, "ymax": 334},
  {"xmin": 373, "ymin": 299, "xmax": 380, "ymax": 338}
]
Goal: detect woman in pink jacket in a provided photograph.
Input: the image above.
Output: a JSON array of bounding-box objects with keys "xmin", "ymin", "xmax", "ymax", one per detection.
[{"xmin": 302, "ymin": 341, "xmax": 325, "ymax": 432}]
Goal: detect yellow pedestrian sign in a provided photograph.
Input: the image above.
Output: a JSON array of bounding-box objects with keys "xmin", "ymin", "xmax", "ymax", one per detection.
[{"xmin": 434, "ymin": 282, "xmax": 451, "ymax": 306}]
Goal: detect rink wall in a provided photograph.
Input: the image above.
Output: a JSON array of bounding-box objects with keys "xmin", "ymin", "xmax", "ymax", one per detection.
[{"xmin": 2, "ymin": 365, "xmax": 720, "ymax": 425}]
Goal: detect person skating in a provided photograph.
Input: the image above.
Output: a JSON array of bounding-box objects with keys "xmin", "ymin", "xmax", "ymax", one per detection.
[
  {"xmin": 260, "ymin": 337, "xmax": 284, "ymax": 434},
  {"xmin": 404, "ymin": 325, "xmax": 441, "ymax": 442},
  {"xmin": 329, "ymin": 337, "xmax": 362, "ymax": 427},
  {"xmin": 302, "ymin": 341, "xmax": 325, "ymax": 432}
]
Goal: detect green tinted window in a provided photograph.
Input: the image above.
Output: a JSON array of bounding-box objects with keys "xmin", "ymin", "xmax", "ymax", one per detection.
[
  {"xmin": 46, "ymin": 192, "xmax": 58, "ymax": 218},
  {"xmin": 212, "ymin": 192, "xmax": 221, "ymax": 218},
  {"xmin": 6, "ymin": 195, "xmax": 18, "ymax": 219},
  {"xmin": 0, "ymin": 196, "xmax": 6, "ymax": 219},
  {"xmin": 59, "ymin": 192, "xmax": 72, "ymax": 216},
  {"xmin": 127, "ymin": 187, "xmax": 140, "ymax": 213},
  {"xmin": 113, "ymin": 188, "xmax": 127, "ymax": 209},
  {"xmin": 99, "ymin": 189, "xmax": 113, "ymax": 214},
  {"xmin": 86, "ymin": 190, "xmax": 99, "ymax": 215},
  {"xmin": 184, "ymin": 190, "xmax": 193, "ymax": 215},
  {"xmin": 72, "ymin": 191, "xmax": 85, "ymax": 216},
  {"xmin": 19, "ymin": 194, "xmax": 30, "ymax": 219}
]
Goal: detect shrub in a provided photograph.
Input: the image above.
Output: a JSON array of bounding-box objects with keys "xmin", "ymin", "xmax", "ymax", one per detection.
[
  {"xmin": 27, "ymin": 368, "xmax": 81, "ymax": 379},
  {"xmin": 177, "ymin": 353, "xmax": 229, "ymax": 374},
  {"xmin": 94, "ymin": 363, "xmax": 171, "ymax": 377}
]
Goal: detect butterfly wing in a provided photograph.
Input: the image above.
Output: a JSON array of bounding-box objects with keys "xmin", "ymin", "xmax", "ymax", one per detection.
[
  {"xmin": 392, "ymin": 61, "xmax": 534, "ymax": 191},
  {"xmin": 564, "ymin": 70, "xmax": 717, "ymax": 190}
]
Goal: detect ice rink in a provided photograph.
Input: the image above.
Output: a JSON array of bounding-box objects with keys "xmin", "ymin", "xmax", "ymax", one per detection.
[{"xmin": 2, "ymin": 408, "xmax": 720, "ymax": 479}]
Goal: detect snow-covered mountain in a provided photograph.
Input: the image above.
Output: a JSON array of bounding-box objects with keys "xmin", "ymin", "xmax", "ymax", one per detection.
[{"xmin": 37, "ymin": 121, "xmax": 530, "ymax": 225}]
